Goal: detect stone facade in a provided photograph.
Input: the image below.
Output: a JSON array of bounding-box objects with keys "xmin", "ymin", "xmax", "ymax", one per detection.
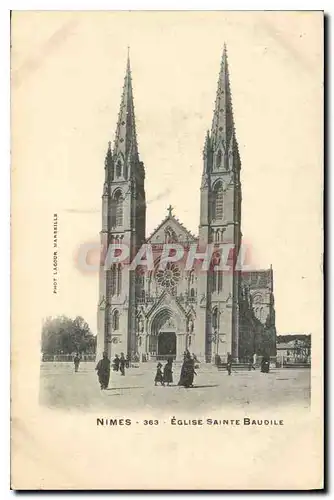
[{"xmin": 97, "ymin": 48, "xmax": 276, "ymax": 363}]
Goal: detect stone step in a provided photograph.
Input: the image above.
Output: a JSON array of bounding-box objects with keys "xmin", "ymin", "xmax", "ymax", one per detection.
[
  {"xmin": 217, "ymin": 363, "xmax": 251, "ymax": 371},
  {"xmin": 282, "ymin": 363, "xmax": 311, "ymax": 369}
]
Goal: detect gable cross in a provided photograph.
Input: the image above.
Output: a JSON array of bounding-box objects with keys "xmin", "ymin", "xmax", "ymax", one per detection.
[{"xmin": 167, "ymin": 204, "xmax": 174, "ymax": 217}]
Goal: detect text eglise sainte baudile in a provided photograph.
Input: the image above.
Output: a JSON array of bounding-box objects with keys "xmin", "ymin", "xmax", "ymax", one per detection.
[{"xmin": 96, "ymin": 417, "xmax": 284, "ymax": 427}]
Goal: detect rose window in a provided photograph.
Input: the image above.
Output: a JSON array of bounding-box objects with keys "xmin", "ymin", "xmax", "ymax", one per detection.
[{"xmin": 156, "ymin": 263, "xmax": 181, "ymax": 290}]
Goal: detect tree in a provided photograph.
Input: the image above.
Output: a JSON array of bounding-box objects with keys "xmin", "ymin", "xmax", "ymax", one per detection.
[{"xmin": 41, "ymin": 315, "xmax": 96, "ymax": 355}]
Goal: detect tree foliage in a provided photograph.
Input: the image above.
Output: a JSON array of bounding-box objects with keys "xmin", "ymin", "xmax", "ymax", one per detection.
[
  {"xmin": 41, "ymin": 315, "xmax": 96, "ymax": 355},
  {"xmin": 277, "ymin": 334, "xmax": 311, "ymax": 344}
]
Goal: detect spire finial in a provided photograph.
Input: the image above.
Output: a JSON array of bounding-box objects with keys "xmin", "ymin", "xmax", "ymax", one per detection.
[{"xmin": 167, "ymin": 205, "xmax": 174, "ymax": 217}]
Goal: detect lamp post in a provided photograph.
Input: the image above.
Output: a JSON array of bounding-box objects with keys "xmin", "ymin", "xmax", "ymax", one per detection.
[
  {"xmin": 216, "ymin": 303, "xmax": 221, "ymax": 358},
  {"xmin": 211, "ymin": 303, "xmax": 223, "ymax": 363}
]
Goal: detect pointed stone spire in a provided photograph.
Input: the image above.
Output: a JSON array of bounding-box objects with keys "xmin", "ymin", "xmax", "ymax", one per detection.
[
  {"xmin": 211, "ymin": 44, "xmax": 235, "ymax": 152},
  {"xmin": 113, "ymin": 49, "xmax": 139, "ymax": 163}
]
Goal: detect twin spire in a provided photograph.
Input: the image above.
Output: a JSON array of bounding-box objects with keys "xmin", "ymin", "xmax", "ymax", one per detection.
[{"xmin": 110, "ymin": 45, "xmax": 236, "ymax": 168}]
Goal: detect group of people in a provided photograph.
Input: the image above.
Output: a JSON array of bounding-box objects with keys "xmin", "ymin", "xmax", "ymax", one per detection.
[
  {"xmin": 217, "ymin": 352, "xmax": 271, "ymax": 375},
  {"xmin": 112, "ymin": 353, "xmax": 128, "ymax": 375},
  {"xmin": 154, "ymin": 359, "xmax": 173, "ymax": 386},
  {"xmin": 154, "ymin": 351, "xmax": 199, "ymax": 388},
  {"xmin": 248, "ymin": 353, "xmax": 270, "ymax": 373},
  {"xmin": 94, "ymin": 349, "xmax": 271, "ymax": 391}
]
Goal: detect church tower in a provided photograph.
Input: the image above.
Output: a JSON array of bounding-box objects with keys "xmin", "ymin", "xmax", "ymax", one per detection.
[
  {"xmin": 197, "ymin": 45, "xmax": 242, "ymax": 362},
  {"xmin": 97, "ymin": 53, "xmax": 146, "ymax": 359}
]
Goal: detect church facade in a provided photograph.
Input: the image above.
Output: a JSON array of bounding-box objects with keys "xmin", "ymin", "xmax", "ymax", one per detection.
[{"xmin": 97, "ymin": 47, "xmax": 276, "ymax": 363}]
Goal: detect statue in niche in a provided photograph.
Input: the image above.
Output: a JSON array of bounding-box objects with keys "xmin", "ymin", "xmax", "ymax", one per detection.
[
  {"xmin": 165, "ymin": 318, "xmax": 175, "ymax": 329},
  {"xmin": 138, "ymin": 318, "xmax": 144, "ymax": 334},
  {"xmin": 187, "ymin": 317, "xmax": 194, "ymax": 334}
]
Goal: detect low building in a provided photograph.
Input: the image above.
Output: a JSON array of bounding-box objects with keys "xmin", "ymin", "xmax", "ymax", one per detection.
[{"xmin": 276, "ymin": 337, "xmax": 311, "ymax": 365}]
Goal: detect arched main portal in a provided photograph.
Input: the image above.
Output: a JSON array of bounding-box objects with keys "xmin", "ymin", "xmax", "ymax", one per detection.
[{"xmin": 150, "ymin": 308, "xmax": 177, "ymax": 360}]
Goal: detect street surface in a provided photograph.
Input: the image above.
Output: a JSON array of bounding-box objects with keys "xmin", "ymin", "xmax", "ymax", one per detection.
[{"xmin": 40, "ymin": 361, "xmax": 311, "ymax": 412}]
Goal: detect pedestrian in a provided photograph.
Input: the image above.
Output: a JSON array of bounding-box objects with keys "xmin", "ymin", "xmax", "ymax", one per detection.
[
  {"xmin": 112, "ymin": 354, "xmax": 120, "ymax": 372},
  {"xmin": 248, "ymin": 354, "xmax": 256, "ymax": 371},
  {"xmin": 261, "ymin": 355, "xmax": 270, "ymax": 373},
  {"xmin": 155, "ymin": 362, "xmax": 164, "ymax": 386},
  {"xmin": 73, "ymin": 353, "xmax": 81, "ymax": 373},
  {"xmin": 119, "ymin": 352, "xmax": 126, "ymax": 376},
  {"xmin": 253, "ymin": 352, "xmax": 257, "ymax": 368},
  {"xmin": 163, "ymin": 359, "xmax": 173, "ymax": 386},
  {"xmin": 95, "ymin": 351, "xmax": 111, "ymax": 390},
  {"xmin": 227, "ymin": 353, "xmax": 232, "ymax": 376},
  {"xmin": 126, "ymin": 353, "xmax": 130, "ymax": 369},
  {"xmin": 178, "ymin": 352, "xmax": 196, "ymax": 388}
]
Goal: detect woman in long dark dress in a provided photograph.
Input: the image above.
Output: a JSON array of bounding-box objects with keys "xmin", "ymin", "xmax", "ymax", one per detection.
[
  {"xmin": 154, "ymin": 363, "xmax": 164, "ymax": 386},
  {"xmin": 163, "ymin": 359, "xmax": 173, "ymax": 386},
  {"xmin": 261, "ymin": 356, "xmax": 270, "ymax": 373},
  {"xmin": 178, "ymin": 352, "xmax": 196, "ymax": 388},
  {"xmin": 95, "ymin": 352, "xmax": 111, "ymax": 390}
]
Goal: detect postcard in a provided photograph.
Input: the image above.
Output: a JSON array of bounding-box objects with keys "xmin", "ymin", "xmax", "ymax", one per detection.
[{"xmin": 11, "ymin": 11, "xmax": 323, "ymax": 490}]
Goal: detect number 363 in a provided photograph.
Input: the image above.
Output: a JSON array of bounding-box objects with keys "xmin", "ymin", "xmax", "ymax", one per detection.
[{"xmin": 143, "ymin": 420, "xmax": 159, "ymax": 425}]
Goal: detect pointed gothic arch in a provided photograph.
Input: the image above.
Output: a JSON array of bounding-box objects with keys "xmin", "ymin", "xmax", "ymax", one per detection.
[
  {"xmin": 116, "ymin": 159, "xmax": 122, "ymax": 178},
  {"xmin": 216, "ymin": 149, "xmax": 222, "ymax": 169},
  {"xmin": 212, "ymin": 181, "xmax": 224, "ymax": 221},
  {"xmin": 212, "ymin": 307, "xmax": 218, "ymax": 330},
  {"xmin": 110, "ymin": 189, "xmax": 124, "ymax": 228},
  {"xmin": 112, "ymin": 310, "xmax": 120, "ymax": 330}
]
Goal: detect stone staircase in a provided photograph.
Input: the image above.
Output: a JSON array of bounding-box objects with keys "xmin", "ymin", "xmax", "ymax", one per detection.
[{"xmin": 281, "ymin": 363, "xmax": 311, "ymax": 369}]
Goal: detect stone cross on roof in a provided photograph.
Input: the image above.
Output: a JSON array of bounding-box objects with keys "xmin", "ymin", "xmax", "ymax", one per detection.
[{"xmin": 167, "ymin": 204, "xmax": 174, "ymax": 217}]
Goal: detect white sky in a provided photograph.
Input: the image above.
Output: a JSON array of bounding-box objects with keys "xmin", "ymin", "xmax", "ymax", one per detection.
[{"xmin": 11, "ymin": 11, "xmax": 323, "ymax": 338}]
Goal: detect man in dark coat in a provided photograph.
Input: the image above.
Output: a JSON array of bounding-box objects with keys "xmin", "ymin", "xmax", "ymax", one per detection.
[
  {"xmin": 119, "ymin": 352, "xmax": 126, "ymax": 376},
  {"xmin": 113, "ymin": 354, "xmax": 120, "ymax": 372},
  {"xmin": 73, "ymin": 353, "xmax": 81, "ymax": 373},
  {"xmin": 95, "ymin": 352, "xmax": 111, "ymax": 390}
]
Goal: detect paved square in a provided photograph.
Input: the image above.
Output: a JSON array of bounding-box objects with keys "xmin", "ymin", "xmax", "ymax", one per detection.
[{"xmin": 40, "ymin": 361, "xmax": 311, "ymax": 412}]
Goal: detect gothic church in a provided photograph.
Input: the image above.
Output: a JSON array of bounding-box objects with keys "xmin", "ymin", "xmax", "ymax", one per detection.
[{"xmin": 97, "ymin": 47, "xmax": 276, "ymax": 363}]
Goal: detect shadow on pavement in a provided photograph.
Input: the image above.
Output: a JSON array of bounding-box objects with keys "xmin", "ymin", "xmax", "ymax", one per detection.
[
  {"xmin": 106, "ymin": 387, "xmax": 145, "ymax": 391},
  {"xmin": 190, "ymin": 384, "xmax": 219, "ymax": 389}
]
